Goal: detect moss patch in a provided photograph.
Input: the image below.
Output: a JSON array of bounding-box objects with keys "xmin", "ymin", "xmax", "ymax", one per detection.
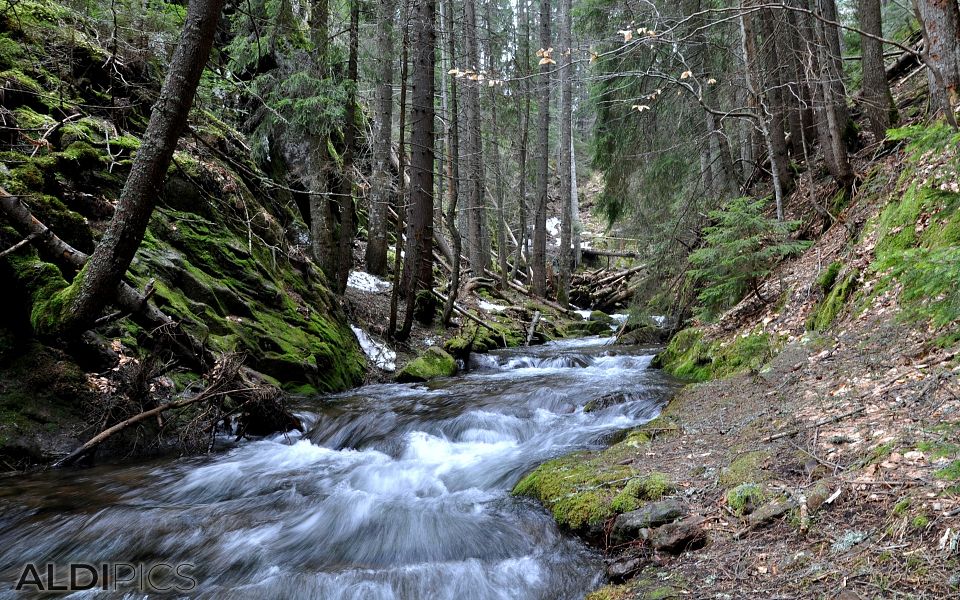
[
  {"xmin": 654, "ymin": 328, "xmax": 780, "ymax": 381},
  {"xmin": 719, "ymin": 450, "xmax": 771, "ymax": 487},
  {"xmin": 726, "ymin": 483, "xmax": 766, "ymax": 515},
  {"xmin": 396, "ymin": 346, "xmax": 457, "ymax": 383},
  {"xmin": 807, "ymin": 272, "xmax": 858, "ymax": 331},
  {"xmin": 513, "ymin": 420, "xmax": 674, "ymax": 530}
]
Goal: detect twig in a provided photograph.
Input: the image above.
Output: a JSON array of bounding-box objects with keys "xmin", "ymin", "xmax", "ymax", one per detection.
[{"xmin": 0, "ymin": 231, "xmax": 38, "ymax": 258}]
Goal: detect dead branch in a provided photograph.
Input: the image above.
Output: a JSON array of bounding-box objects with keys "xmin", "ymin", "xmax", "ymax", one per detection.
[{"xmin": 53, "ymin": 354, "xmax": 246, "ymax": 467}]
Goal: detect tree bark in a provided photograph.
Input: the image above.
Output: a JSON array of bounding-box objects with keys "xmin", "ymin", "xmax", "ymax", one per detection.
[
  {"xmin": 531, "ymin": 0, "xmax": 551, "ymax": 297},
  {"xmin": 758, "ymin": 8, "xmax": 794, "ymax": 197},
  {"xmin": 484, "ymin": 1, "xmax": 509, "ymax": 289},
  {"xmin": 440, "ymin": 0, "xmax": 462, "ymax": 327},
  {"xmin": 463, "ymin": 0, "xmax": 487, "ymax": 276},
  {"xmin": 913, "ymin": 0, "xmax": 960, "ymax": 122},
  {"xmin": 858, "ymin": 0, "xmax": 896, "ymax": 139},
  {"xmin": 333, "ymin": 0, "xmax": 360, "ymax": 293},
  {"xmin": 557, "ymin": 0, "xmax": 572, "ymax": 307},
  {"xmin": 36, "ymin": 0, "xmax": 226, "ymax": 335},
  {"xmin": 365, "ymin": 0, "xmax": 396, "ymax": 276},
  {"xmin": 397, "ymin": 0, "xmax": 436, "ymax": 339}
]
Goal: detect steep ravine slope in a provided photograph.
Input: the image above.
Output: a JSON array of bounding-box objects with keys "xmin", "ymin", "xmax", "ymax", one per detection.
[{"xmin": 0, "ymin": 0, "xmax": 364, "ymax": 465}]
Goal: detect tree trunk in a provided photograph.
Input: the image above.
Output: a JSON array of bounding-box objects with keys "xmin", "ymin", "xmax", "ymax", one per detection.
[
  {"xmin": 808, "ymin": 4, "xmax": 855, "ymax": 192},
  {"xmin": 512, "ymin": 0, "xmax": 532, "ymax": 281},
  {"xmin": 463, "ymin": 0, "xmax": 487, "ymax": 276},
  {"xmin": 333, "ymin": 0, "xmax": 359, "ymax": 293},
  {"xmin": 913, "ymin": 0, "xmax": 960, "ymax": 122},
  {"xmin": 570, "ymin": 133, "xmax": 581, "ymax": 267},
  {"xmin": 739, "ymin": 2, "xmax": 786, "ymax": 219},
  {"xmin": 557, "ymin": 0, "xmax": 572, "ymax": 307},
  {"xmin": 308, "ymin": 0, "xmax": 338, "ymax": 285},
  {"xmin": 388, "ymin": 10, "xmax": 410, "ymax": 338},
  {"xmin": 484, "ymin": 1, "xmax": 509, "ymax": 289},
  {"xmin": 440, "ymin": 0, "xmax": 462, "ymax": 327},
  {"xmin": 36, "ymin": 0, "xmax": 226, "ymax": 335},
  {"xmin": 758, "ymin": 8, "xmax": 794, "ymax": 196},
  {"xmin": 397, "ymin": 0, "xmax": 436, "ymax": 339},
  {"xmin": 531, "ymin": 0, "xmax": 550, "ymax": 297},
  {"xmin": 365, "ymin": 0, "xmax": 396, "ymax": 276},
  {"xmin": 858, "ymin": 0, "xmax": 896, "ymax": 139}
]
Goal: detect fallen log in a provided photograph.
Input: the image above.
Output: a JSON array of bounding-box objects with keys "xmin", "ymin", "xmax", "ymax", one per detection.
[
  {"xmin": 0, "ymin": 188, "xmax": 211, "ymax": 369},
  {"xmin": 581, "ymin": 248, "xmax": 639, "ymax": 259},
  {"xmin": 526, "ymin": 311, "xmax": 541, "ymax": 346}
]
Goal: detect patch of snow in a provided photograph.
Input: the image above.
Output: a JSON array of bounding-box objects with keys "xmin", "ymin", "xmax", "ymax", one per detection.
[
  {"xmin": 423, "ymin": 337, "xmax": 436, "ymax": 347},
  {"xmin": 347, "ymin": 271, "xmax": 392, "ymax": 293},
  {"xmin": 350, "ymin": 325, "xmax": 396, "ymax": 371},
  {"xmin": 575, "ymin": 309, "xmax": 592, "ymax": 320},
  {"xmin": 478, "ymin": 299, "xmax": 508, "ymax": 313},
  {"xmin": 546, "ymin": 217, "xmax": 561, "ymax": 237}
]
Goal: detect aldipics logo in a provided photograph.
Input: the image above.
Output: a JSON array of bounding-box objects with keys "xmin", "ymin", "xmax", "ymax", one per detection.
[{"xmin": 14, "ymin": 562, "xmax": 197, "ymax": 592}]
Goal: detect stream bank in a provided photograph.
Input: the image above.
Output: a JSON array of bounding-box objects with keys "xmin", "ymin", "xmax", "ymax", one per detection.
[{"xmin": 518, "ymin": 123, "xmax": 960, "ymax": 599}]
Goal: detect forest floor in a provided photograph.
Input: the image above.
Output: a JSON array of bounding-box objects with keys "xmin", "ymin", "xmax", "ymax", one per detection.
[
  {"xmin": 590, "ymin": 316, "xmax": 960, "ymax": 599},
  {"xmin": 578, "ymin": 129, "xmax": 960, "ymax": 598}
]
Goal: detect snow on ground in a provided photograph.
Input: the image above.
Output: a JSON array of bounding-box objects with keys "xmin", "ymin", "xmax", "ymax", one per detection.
[
  {"xmin": 347, "ymin": 270, "xmax": 392, "ymax": 293},
  {"xmin": 574, "ymin": 309, "xmax": 592, "ymax": 320},
  {"xmin": 478, "ymin": 299, "xmax": 507, "ymax": 313},
  {"xmin": 350, "ymin": 325, "xmax": 396, "ymax": 371}
]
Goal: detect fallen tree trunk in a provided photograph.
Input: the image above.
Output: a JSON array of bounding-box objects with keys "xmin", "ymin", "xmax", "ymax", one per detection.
[
  {"xmin": 580, "ymin": 248, "xmax": 639, "ymax": 259},
  {"xmin": 0, "ymin": 188, "xmax": 211, "ymax": 369},
  {"xmin": 526, "ymin": 310, "xmax": 541, "ymax": 346}
]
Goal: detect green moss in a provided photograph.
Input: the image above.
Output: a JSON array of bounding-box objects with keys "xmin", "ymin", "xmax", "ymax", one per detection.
[
  {"xmin": 935, "ymin": 460, "xmax": 960, "ymax": 481},
  {"xmin": 807, "ymin": 272, "xmax": 858, "ymax": 331},
  {"xmin": 396, "ymin": 346, "xmax": 457, "ymax": 383},
  {"xmin": 863, "ymin": 123, "xmax": 960, "ymax": 342},
  {"xmin": 719, "ymin": 451, "xmax": 771, "ymax": 487},
  {"xmin": 58, "ymin": 141, "xmax": 104, "ymax": 165},
  {"xmin": 817, "ymin": 261, "xmax": 842, "ymax": 293},
  {"xmin": 610, "ymin": 471, "xmax": 674, "ymax": 512},
  {"xmin": 726, "ymin": 483, "xmax": 766, "ymax": 516},
  {"xmin": 0, "ymin": 34, "xmax": 23, "ymax": 70},
  {"xmin": 513, "ymin": 419, "xmax": 677, "ymax": 529},
  {"xmin": 911, "ymin": 514, "xmax": 930, "ymax": 529},
  {"xmin": 586, "ymin": 584, "xmax": 634, "ymax": 600},
  {"xmin": 0, "ymin": 68, "xmax": 42, "ymax": 94},
  {"xmin": 892, "ymin": 498, "xmax": 911, "ymax": 515},
  {"xmin": 12, "ymin": 106, "xmax": 55, "ymax": 131},
  {"xmin": 655, "ymin": 328, "xmax": 780, "ymax": 381},
  {"xmin": 0, "ymin": 0, "xmax": 69, "ymax": 30}
]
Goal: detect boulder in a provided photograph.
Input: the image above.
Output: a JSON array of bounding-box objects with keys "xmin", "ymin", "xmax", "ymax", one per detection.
[
  {"xmin": 649, "ymin": 515, "xmax": 706, "ymax": 553},
  {"xmin": 589, "ymin": 310, "xmax": 614, "ymax": 324},
  {"xmin": 396, "ymin": 346, "xmax": 458, "ymax": 383},
  {"xmin": 605, "ymin": 555, "xmax": 645, "ymax": 583},
  {"xmin": 612, "ymin": 499, "xmax": 687, "ymax": 543}
]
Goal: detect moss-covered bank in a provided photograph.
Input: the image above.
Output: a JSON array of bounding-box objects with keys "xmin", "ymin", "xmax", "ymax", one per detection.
[{"xmin": 0, "ymin": 0, "xmax": 365, "ymax": 462}]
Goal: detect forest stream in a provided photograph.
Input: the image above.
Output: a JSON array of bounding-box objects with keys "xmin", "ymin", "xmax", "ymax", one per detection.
[{"xmin": 0, "ymin": 336, "xmax": 677, "ymax": 599}]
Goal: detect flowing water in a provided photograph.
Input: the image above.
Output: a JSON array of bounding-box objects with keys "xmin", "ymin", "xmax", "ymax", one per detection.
[{"xmin": 0, "ymin": 336, "xmax": 677, "ymax": 599}]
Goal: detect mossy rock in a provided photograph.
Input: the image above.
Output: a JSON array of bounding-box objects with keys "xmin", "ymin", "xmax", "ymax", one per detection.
[
  {"xmin": 609, "ymin": 472, "xmax": 675, "ymax": 512},
  {"xmin": 396, "ymin": 346, "xmax": 457, "ymax": 383},
  {"xmin": 725, "ymin": 483, "xmax": 766, "ymax": 516},
  {"xmin": 513, "ymin": 419, "xmax": 676, "ymax": 531},
  {"xmin": 719, "ymin": 451, "xmax": 772, "ymax": 487},
  {"xmin": 564, "ymin": 319, "xmax": 611, "ymax": 337},
  {"xmin": 589, "ymin": 310, "xmax": 614, "ymax": 324}
]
